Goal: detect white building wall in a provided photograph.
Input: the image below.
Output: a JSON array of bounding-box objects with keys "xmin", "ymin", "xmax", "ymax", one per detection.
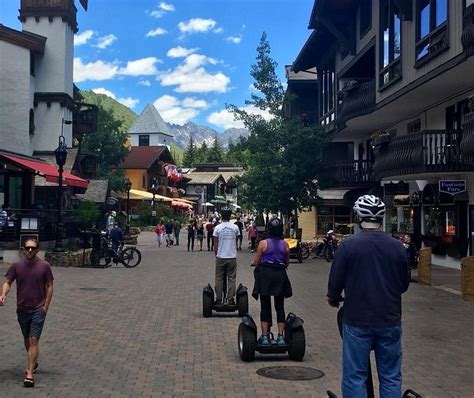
[
  {"xmin": 130, "ymin": 133, "xmax": 173, "ymax": 147},
  {"xmin": 0, "ymin": 41, "xmax": 33, "ymax": 155}
]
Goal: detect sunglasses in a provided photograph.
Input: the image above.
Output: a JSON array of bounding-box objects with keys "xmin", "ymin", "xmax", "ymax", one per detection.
[{"xmin": 24, "ymin": 247, "xmax": 38, "ymax": 252}]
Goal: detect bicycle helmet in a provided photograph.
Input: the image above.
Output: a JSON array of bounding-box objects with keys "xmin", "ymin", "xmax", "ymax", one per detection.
[
  {"xmin": 111, "ymin": 211, "xmax": 116, "ymax": 217},
  {"xmin": 220, "ymin": 207, "xmax": 232, "ymax": 221},
  {"xmin": 267, "ymin": 217, "xmax": 283, "ymax": 238},
  {"xmin": 353, "ymin": 195, "xmax": 385, "ymax": 222}
]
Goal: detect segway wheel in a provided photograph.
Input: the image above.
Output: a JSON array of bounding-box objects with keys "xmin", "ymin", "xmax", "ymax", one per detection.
[
  {"xmin": 238, "ymin": 323, "xmax": 256, "ymax": 362},
  {"xmin": 202, "ymin": 291, "xmax": 213, "ymax": 318},
  {"xmin": 237, "ymin": 292, "xmax": 249, "ymax": 317},
  {"xmin": 288, "ymin": 326, "xmax": 305, "ymax": 361}
]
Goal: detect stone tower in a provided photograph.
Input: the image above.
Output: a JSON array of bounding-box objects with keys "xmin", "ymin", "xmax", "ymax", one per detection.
[{"xmin": 18, "ymin": 0, "xmax": 88, "ymax": 151}]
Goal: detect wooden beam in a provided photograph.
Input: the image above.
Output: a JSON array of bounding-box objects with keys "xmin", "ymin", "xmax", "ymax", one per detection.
[{"xmin": 319, "ymin": 17, "xmax": 355, "ymax": 56}]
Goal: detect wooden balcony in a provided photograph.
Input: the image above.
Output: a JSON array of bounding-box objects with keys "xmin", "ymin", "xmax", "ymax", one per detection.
[
  {"xmin": 373, "ymin": 130, "xmax": 474, "ymax": 180},
  {"xmin": 462, "ymin": 4, "xmax": 474, "ymax": 57},
  {"xmin": 337, "ymin": 79, "xmax": 375, "ymax": 129},
  {"xmin": 73, "ymin": 103, "xmax": 98, "ymax": 140},
  {"xmin": 319, "ymin": 160, "xmax": 374, "ymax": 189}
]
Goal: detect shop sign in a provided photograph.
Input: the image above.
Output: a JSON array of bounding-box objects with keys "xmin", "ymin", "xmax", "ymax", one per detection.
[{"xmin": 439, "ymin": 180, "xmax": 466, "ymax": 195}]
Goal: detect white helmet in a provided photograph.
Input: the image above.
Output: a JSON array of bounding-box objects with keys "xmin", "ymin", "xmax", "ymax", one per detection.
[
  {"xmin": 111, "ymin": 211, "xmax": 116, "ymax": 217},
  {"xmin": 353, "ymin": 195, "xmax": 385, "ymax": 222},
  {"xmin": 327, "ymin": 230, "xmax": 334, "ymax": 235}
]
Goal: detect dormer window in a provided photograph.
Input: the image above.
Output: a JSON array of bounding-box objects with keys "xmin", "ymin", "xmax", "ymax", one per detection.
[{"xmin": 138, "ymin": 134, "xmax": 149, "ymax": 146}]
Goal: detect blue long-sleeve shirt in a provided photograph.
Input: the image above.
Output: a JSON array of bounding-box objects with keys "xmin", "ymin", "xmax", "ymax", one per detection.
[{"xmin": 327, "ymin": 230, "xmax": 410, "ymax": 327}]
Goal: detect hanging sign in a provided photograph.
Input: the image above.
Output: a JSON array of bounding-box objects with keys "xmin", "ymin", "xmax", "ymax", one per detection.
[{"xmin": 439, "ymin": 180, "xmax": 466, "ymax": 195}]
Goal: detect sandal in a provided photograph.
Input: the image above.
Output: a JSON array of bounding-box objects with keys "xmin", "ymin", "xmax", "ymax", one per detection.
[{"xmin": 23, "ymin": 377, "xmax": 34, "ymax": 388}]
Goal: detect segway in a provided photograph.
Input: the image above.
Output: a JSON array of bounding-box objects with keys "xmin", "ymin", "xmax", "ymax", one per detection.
[
  {"xmin": 238, "ymin": 312, "xmax": 305, "ymax": 362},
  {"xmin": 202, "ymin": 269, "xmax": 248, "ymax": 317},
  {"xmin": 327, "ymin": 298, "xmax": 422, "ymax": 398}
]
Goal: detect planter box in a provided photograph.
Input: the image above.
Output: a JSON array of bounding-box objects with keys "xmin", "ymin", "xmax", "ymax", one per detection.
[
  {"xmin": 45, "ymin": 248, "xmax": 93, "ymax": 268},
  {"xmin": 462, "ymin": 257, "xmax": 474, "ymax": 301}
]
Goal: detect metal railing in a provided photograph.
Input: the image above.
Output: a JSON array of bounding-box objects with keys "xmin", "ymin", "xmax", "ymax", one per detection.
[{"xmin": 319, "ymin": 160, "xmax": 374, "ymax": 188}]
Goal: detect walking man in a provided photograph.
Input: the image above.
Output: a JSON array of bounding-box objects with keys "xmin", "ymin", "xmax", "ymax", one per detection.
[
  {"xmin": 213, "ymin": 208, "xmax": 241, "ymax": 304},
  {"xmin": 234, "ymin": 217, "xmax": 244, "ymax": 250},
  {"xmin": 0, "ymin": 238, "xmax": 54, "ymax": 388},
  {"xmin": 173, "ymin": 218, "xmax": 181, "ymax": 246},
  {"xmin": 327, "ymin": 195, "xmax": 410, "ymax": 398},
  {"xmin": 164, "ymin": 219, "xmax": 174, "ymax": 247}
]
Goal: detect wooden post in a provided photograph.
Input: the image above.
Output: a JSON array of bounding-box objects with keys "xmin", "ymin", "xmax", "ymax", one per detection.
[
  {"xmin": 461, "ymin": 257, "xmax": 474, "ymax": 301},
  {"xmin": 417, "ymin": 247, "xmax": 432, "ymax": 286}
]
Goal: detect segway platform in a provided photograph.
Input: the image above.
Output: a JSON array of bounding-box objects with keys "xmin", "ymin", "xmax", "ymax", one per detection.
[
  {"xmin": 238, "ymin": 312, "xmax": 305, "ymax": 362},
  {"xmin": 202, "ymin": 283, "xmax": 248, "ymax": 317}
]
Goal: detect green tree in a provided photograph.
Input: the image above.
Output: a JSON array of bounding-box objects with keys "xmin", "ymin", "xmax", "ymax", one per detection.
[
  {"xmin": 226, "ymin": 32, "xmax": 327, "ymax": 216},
  {"xmin": 195, "ymin": 141, "xmax": 209, "ymax": 164},
  {"xmin": 183, "ymin": 136, "xmax": 197, "ymax": 167},
  {"xmin": 81, "ymin": 104, "xmax": 129, "ymax": 176},
  {"xmin": 207, "ymin": 135, "xmax": 225, "ymax": 163}
]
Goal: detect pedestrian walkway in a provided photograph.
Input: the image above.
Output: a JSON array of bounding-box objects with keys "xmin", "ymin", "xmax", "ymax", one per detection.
[{"xmin": 0, "ymin": 231, "xmax": 473, "ymax": 397}]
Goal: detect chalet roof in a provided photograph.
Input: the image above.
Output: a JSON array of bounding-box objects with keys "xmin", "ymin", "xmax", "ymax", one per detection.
[
  {"xmin": 285, "ymin": 66, "xmax": 317, "ymax": 81},
  {"xmin": 0, "ymin": 24, "xmax": 46, "ymax": 54},
  {"xmin": 117, "ymin": 146, "xmax": 174, "ymax": 169},
  {"xmin": 293, "ymin": 29, "xmax": 335, "ymax": 72},
  {"xmin": 186, "ymin": 172, "xmax": 225, "ymax": 185},
  {"xmin": 76, "ymin": 179, "xmax": 109, "ymax": 203},
  {"xmin": 129, "ymin": 104, "xmax": 173, "ymax": 137}
]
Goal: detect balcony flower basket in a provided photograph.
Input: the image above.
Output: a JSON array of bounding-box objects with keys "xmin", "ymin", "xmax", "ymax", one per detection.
[{"xmin": 371, "ymin": 131, "xmax": 391, "ymax": 148}]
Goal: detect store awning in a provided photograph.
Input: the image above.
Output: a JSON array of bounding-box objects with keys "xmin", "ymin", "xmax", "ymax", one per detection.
[
  {"xmin": 172, "ymin": 200, "xmax": 192, "ymax": 208},
  {"xmin": 129, "ymin": 189, "xmax": 172, "ymax": 202},
  {"xmin": 0, "ymin": 152, "xmax": 88, "ymax": 188}
]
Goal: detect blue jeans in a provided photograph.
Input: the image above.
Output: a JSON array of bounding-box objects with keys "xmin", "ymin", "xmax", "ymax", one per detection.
[{"xmin": 342, "ymin": 323, "xmax": 402, "ymax": 398}]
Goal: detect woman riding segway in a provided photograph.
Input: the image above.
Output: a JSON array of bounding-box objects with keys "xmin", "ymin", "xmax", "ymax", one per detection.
[{"xmin": 251, "ymin": 217, "xmax": 292, "ymax": 346}]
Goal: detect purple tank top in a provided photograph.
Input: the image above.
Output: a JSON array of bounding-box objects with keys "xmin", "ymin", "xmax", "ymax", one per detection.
[{"xmin": 261, "ymin": 239, "xmax": 287, "ymax": 266}]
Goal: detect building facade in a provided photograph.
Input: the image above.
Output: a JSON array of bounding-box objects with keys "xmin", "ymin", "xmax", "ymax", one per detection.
[
  {"xmin": 128, "ymin": 104, "xmax": 174, "ymax": 148},
  {"xmin": 293, "ymin": 0, "xmax": 474, "ymax": 268}
]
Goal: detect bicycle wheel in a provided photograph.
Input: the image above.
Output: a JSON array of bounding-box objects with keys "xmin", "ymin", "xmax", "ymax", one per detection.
[
  {"xmin": 301, "ymin": 244, "xmax": 310, "ymax": 259},
  {"xmin": 121, "ymin": 247, "xmax": 142, "ymax": 268},
  {"xmin": 100, "ymin": 250, "xmax": 112, "ymax": 268}
]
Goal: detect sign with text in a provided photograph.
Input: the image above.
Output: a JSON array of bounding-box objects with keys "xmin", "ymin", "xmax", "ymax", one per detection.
[{"xmin": 439, "ymin": 180, "xmax": 466, "ymax": 195}]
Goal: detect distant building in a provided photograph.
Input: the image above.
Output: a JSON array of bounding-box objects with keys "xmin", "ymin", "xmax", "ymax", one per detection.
[{"xmin": 128, "ymin": 104, "xmax": 174, "ymax": 147}]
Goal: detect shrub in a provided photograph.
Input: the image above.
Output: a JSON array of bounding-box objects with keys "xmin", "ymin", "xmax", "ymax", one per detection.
[{"xmin": 75, "ymin": 200, "xmax": 100, "ymax": 229}]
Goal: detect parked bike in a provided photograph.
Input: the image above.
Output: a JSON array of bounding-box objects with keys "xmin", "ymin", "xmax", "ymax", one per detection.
[
  {"xmin": 313, "ymin": 237, "xmax": 338, "ymax": 262},
  {"xmin": 90, "ymin": 231, "xmax": 141, "ymax": 268}
]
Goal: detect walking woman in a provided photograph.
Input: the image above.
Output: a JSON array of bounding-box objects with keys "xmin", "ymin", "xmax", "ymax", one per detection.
[
  {"xmin": 251, "ymin": 218, "xmax": 292, "ymax": 346},
  {"xmin": 196, "ymin": 224, "xmax": 204, "ymax": 251},
  {"xmin": 187, "ymin": 222, "xmax": 195, "ymax": 251},
  {"xmin": 248, "ymin": 222, "xmax": 259, "ymax": 252},
  {"xmin": 155, "ymin": 220, "xmax": 165, "ymax": 248}
]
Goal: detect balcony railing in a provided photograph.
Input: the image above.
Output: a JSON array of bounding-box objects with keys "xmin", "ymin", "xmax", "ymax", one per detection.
[
  {"xmin": 462, "ymin": 4, "xmax": 474, "ymax": 57},
  {"xmin": 337, "ymin": 79, "xmax": 376, "ymax": 129},
  {"xmin": 373, "ymin": 130, "xmax": 474, "ymax": 180},
  {"xmin": 319, "ymin": 160, "xmax": 374, "ymax": 188}
]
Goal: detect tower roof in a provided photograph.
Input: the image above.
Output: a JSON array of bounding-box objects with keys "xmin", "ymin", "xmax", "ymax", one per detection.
[{"xmin": 129, "ymin": 104, "xmax": 173, "ymax": 137}]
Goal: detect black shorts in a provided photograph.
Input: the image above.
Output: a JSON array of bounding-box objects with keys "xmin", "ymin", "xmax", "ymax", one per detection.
[{"xmin": 17, "ymin": 308, "xmax": 47, "ymax": 338}]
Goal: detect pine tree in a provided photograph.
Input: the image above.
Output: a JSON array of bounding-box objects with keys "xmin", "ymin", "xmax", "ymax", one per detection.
[
  {"xmin": 195, "ymin": 141, "xmax": 209, "ymax": 164},
  {"xmin": 207, "ymin": 135, "xmax": 225, "ymax": 163},
  {"xmin": 183, "ymin": 136, "xmax": 196, "ymax": 167}
]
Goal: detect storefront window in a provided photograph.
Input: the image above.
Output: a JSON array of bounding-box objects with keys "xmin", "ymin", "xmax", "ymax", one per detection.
[
  {"xmin": 423, "ymin": 206, "xmax": 444, "ymax": 236},
  {"xmin": 317, "ymin": 206, "xmax": 352, "ymax": 235},
  {"xmin": 445, "ymin": 210, "xmax": 456, "ymax": 235}
]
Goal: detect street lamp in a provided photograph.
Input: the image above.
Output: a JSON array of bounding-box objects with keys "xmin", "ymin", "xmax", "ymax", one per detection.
[
  {"xmin": 151, "ymin": 177, "xmax": 158, "ymax": 209},
  {"xmin": 53, "ymin": 119, "xmax": 71, "ymax": 252},
  {"xmin": 124, "ymin": 178, "xmax": 132, "ymax": 234}
]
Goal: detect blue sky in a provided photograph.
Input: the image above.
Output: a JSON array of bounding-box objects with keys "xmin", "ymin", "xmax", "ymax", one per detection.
[{"xmin": 1, "ymin": 0, "xmax": 314, "ymax": 131}]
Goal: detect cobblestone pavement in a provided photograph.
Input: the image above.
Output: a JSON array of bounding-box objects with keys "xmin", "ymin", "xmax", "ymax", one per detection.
[{"xmin": 1, "ymin": 231, "xmax": 473, "ymax": 397}]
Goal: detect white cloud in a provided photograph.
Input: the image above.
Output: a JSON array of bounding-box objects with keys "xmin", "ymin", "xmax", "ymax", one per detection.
[
  {"xmin": 74, "ymin": 58, "xmax": 119, "ymax": 82},
  {"xmin": 92, "ymin": 88, "xmax": 139, "ymax": 109},
  {"xmin": 153, "ymin": 95, "xmax": 199, "ymax": 124},
  {"xmin": 158, "ymin": 53, "xmax": 230, "ymax": 93},
  {"xmin": 150, "ymin": 2, "xmax": 174, "ymax": 18},
  {"xmin": 74, "ymin": 30, "xmax": 94, "ymax": 46},
  {"xmin": 95, "ymin": 34, "xmax": 117, "ymax": 49},
  {"xmin": 159, "ymin": 2, "xmax": 174, "ymax": 11},
  {"xmin": 167, "ymin": 46, "xmax": 197, "ymax": 58},
  {"xmin": 214, "ymin": 27, "xmax": 224, "ymax": 33},
  {"xmin": 226, "ymin": 35, "xmax": 241, "ymax": 44},
  {"xmin": 118, "ymin": 97, "xmax": 140, "ymax": 108},
  {"xmin": 74, "ymin": 57, "xmax": 160, "ymax": 82},
  {"xmin": 146, "ymin": 27, "xmax": 167, "ymax": 37},
  {"xmin": 138, "ymin": 80, "xmax": 151, "ymax": 87},
  {"xmin": 120, "ymin": 57, "xmax": 160, "ymax": 76},
  {"xmin": 182, "ymin": 97, "xmax": 208, "ymax": 109},
  {"xmin": 207, "ymin": 105, "xmax": 273, "ymax": 129},
  {"xmin": 178, "ymin": 18, "xmax": 217, "ymax": 34}
]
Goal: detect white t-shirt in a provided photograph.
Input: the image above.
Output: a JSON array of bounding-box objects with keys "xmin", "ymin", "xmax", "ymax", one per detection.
[{"xmin": 213, "ymin": 222, "xmax": 241, "ymax": 259}]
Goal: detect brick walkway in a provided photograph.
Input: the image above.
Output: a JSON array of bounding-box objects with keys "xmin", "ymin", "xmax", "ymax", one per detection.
[{"xmin": 0, "ymin": 231, "xmax": 473, "ymax": 397}]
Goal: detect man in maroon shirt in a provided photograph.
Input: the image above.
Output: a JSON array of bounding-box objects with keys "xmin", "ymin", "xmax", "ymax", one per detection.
[{"xmin": 0, "ymin": 238, "xmax": 54, "ymax": 388}]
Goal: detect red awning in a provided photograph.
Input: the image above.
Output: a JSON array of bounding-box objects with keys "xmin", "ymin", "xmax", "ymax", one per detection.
[{"xmin": 0, "ymin": 153, "xmax": 89, "ymax": 188}]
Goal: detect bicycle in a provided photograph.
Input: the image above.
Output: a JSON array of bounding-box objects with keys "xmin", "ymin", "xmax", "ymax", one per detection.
[{"xmin": 90, "ymin": 233, "xmax": 141, "ymax": 268}]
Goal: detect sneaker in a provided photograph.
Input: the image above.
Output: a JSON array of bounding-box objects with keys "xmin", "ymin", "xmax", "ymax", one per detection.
[
  {"xmin": 257, "ymin": 335, "xmax": 270, "ymax": 346},
  {"xmin": 276, "ymin": 334, "xmax": 286, "ymax": 346},
  {"xmin": 214, "ymin": 298, "xmax": 222, "ymax": 305}
]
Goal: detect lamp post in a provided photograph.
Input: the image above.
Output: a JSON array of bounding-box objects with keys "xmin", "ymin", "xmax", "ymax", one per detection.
[
  {"xmin": 53, "ymin": 119, "xmax": 70, "ymax": 252},
  {"xmin": 151, "ymin": 177, "xmax": 158, "ymax": 209},
  {"xmin": 124, "ymin": 178, "xmax": 132, "ymax": 235}
]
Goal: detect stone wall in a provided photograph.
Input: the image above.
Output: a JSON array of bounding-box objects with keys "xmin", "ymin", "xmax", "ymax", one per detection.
[{"xmin": 45, "ymin": 248, "xmax": 92, "ymax": 267}]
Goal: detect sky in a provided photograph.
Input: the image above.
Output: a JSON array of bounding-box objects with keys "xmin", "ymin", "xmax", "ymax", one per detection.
[{"xmin": 1, "ymin": 0, "xmax": 315, "ymax": 131}]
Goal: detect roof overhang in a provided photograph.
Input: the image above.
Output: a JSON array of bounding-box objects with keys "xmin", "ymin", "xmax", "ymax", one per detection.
[
  {"xmin": 293, "ymin": 29, "xmax": 335, "ymax": 72},
  {"xmin": 0, "ymin": 24, "xmax": 46, "ymax": 54}
]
